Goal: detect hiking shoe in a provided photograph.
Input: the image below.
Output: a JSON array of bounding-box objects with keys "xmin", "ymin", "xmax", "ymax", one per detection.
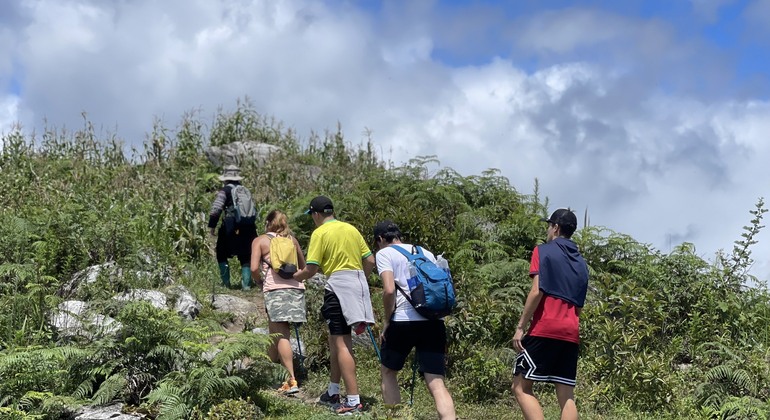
[
  {"xmin": 318, "ymin": 391, "xmax": 341, "ymax": 406},
  {"xmin": 333, "ymin": 402, "xmax": 363, "ymax": 416},
  {"xmin": 277, "ymin": 379, "xmax": 299, "ymax": 395}
]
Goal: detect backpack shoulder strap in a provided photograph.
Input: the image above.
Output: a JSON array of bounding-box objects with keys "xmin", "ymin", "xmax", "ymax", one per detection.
[
  {"xmin": 391, "ymin": 245, "xmax": 418, "ymax": 261},
  {"xmin": 387, "ymin": 245, "xmax": 418, "ymax": 312},
  {"xmin": 262, "ymin": 233, "xmax": 275, "ymax": 266},
  {"xmin": 224, "ymin": 184, "xmax": 236, "ymax": 205},
  {"xmin": 394, "ymin": 281, "xmax": 415, "ymax": 309}
]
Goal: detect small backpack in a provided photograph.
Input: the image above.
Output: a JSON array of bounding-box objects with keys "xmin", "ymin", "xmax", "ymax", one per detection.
[
  {"xmin": 227, "ymin": 184, "xmax": 257, "ymax": 225},
  {"xmin": 267, "ymin": 233, "xmax": 299, "ymax": 279},
  {"xmin": 392, "ymin": 246, "xmax": 457, "ymax": 319}
]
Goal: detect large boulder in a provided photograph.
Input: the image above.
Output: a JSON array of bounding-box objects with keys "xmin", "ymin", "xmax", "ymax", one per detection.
[
  {"xmin": 113, "ymin": 289, "xmax": 167, "ymax": 309},
  {"xmin": 58, "ymin": 262, "xmax": 121, "ymax": 298},
  {"xmin": 75, "ymin": 403, "xmax": 144, "ymax": 419},
  {"xmin": 210, "ymin": 294, "xmax": 263, "ymax": 332},
  {"xmin": 166, "ymin": 285, "xmax": 202, "ymax": 320},
  {"xmin": 111, "ymin": 286, "xmax": 202, "ymax": 320},
  {"xmin": 204, "ymin": 141, "xmax": 280, "ymax": 167},
  {"xmin": 50, "ymin": 300, "xmax": 122, "ymax": 340},
  {"xmin": 59, "ymin": 262, "xmax": 171, "ymax": 299}
]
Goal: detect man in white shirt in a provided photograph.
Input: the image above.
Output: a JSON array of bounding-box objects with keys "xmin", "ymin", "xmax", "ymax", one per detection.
[{"xmin": 373, "ymin": 220, "xmax": 456, "ymax": 420}]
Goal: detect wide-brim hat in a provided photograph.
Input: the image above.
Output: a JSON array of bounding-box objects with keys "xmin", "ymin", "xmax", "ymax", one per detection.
[{"xmin": 218, "ymin": 164, "xmax": 243, "ymax": 181}]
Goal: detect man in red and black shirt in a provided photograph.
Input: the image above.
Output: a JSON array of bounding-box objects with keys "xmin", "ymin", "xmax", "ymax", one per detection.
[{"xmin": 512, "ymin": 208, "xmax": 589, "ymax": 420}]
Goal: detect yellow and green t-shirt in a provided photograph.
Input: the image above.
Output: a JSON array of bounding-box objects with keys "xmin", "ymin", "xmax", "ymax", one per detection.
[{"xmin": 306, "ymin": 219, "xmax": 372, "ymax": 275}]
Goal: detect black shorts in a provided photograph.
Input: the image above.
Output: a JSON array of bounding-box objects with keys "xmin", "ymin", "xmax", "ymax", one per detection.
[
  {"xmin": 320, "ymin": 290, "xmax": 351, "ymax": 335},
  {"xmin": 381, "ymin": 320, "xmax": 447, "ymax": 376},
  {"xmin": 514, "ymin": 335, "xmax": 578, "ymax": 386}
]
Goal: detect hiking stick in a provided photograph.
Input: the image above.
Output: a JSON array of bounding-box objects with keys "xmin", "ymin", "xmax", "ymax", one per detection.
[
  {"xmin": 293, "ymin": 323, "xmax": 306, "ymax": 377},
  {"xmin": 409, "ymin": 355, "xmax": 418, "ymax": 406},
  {"xmin": 207, "ymin": 232, "xmax": 217, "ymax": 305},
  {"xmin": 366, "ymin": 325, "xmax": 381, "ymax": 362}
]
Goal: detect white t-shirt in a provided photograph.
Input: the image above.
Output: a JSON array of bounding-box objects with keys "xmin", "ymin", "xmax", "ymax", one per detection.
[{"xmin": 375, "ymin": 243, "xmax": 437, "ymax": 322}]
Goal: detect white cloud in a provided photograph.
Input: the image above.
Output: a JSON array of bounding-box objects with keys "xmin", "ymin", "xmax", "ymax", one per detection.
[
  {"xmin": 0, "ymin": 95, "xmax": 19, "ymax": 137},
  {"xmin": 3, "ymin": 0, "xmax": 769, "ymax": 280}
]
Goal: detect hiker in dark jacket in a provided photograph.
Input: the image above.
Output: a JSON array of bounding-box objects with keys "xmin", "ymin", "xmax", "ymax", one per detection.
[
  {"xmin": 512, "ymin": 208, "xmax": 589, "ymax": 420},
  {"xmin": 208, "ymin": 165, "xmax": 257, "ymax": 289}
]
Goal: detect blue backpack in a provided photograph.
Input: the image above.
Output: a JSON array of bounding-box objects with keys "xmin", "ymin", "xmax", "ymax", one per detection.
[{"xmin": 392, "ymin": 246, "xmax": 457, "ymax": 319}]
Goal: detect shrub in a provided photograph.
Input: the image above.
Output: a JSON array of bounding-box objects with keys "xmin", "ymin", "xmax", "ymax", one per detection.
[{"xmin": 205, "ymin": 398, "xmax": 263, "ymax": 419}]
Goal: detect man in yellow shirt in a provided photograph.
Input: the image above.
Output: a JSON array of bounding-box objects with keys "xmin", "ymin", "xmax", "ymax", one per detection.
[{"xmin": 294, "ymin": 196, "xmax": 375, "ymax": 415}]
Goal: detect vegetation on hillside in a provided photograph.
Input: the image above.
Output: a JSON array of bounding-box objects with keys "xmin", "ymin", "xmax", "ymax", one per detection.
[{"xmin": 1, "ymin": 101, "xmax": 769, "ymax": 419}]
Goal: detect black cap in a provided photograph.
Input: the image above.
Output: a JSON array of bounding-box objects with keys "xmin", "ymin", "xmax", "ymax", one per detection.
[
  {"xmin": 540, "ymin": 208, "xmax": 578, "ymax": 232},
  {"xmin": 373, "ymin": 220, "xmax": 401, "ymax": 243},
  {"xmin": 305, "ymin": 195, "xmax": 334, "ymax": 215}
]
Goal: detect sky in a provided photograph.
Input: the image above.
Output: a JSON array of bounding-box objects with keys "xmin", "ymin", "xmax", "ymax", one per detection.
[{"xmin": 1, "ymin": 0, "xmax": 770, "ymax": 281}]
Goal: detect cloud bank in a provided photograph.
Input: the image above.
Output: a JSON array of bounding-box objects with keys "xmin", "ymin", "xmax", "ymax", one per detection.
[{"xmin": 2, "ymin": 0, "xmax": 768, "ymax": 279}]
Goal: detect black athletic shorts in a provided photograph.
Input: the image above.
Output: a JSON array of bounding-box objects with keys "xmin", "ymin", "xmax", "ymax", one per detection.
[
  {"xmin": 381, "ymin": 320, "xmax": 447, "ymax": 376},
  {"xmin": 320, "ymin": 289, "xmax": 351, "ymax": 335},
  {"xmin": 514, "ymin": 335, "xmax": 578, "ymax": 386}
]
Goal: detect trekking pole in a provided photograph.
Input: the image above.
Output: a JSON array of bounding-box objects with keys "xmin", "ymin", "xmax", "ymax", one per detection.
[
  {"xmin": 293, "ymin": 323, "xmax": 306, "ymax": 377},
  {"xmin": 366, "ymin": 325, "xmax": 381, "ymax": 362},
  {"xmin": 409, "ymin": 354, "xmax": 418, "ymax": 406}
]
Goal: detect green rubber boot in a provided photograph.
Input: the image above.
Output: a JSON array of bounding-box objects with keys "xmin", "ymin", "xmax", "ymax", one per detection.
[
  {"xmin": 218, "ymin": 262, "xmax": 230, "ymax": 288},
  {"xmin": 241, "ymin": 265, "xmax": 252, "ymax": 290}
]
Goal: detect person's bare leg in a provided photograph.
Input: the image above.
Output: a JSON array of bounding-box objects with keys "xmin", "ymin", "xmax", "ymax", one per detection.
[
  {"xmin": 512, "ymin": 375, "xmax": 544, "ymax": 420},
  {"xmin": 424, "ymin": 373, "xmax": 456, "ymax": 420},
  {"xmin": 268, "ymin": 321, "xmax": 294, "ymax": 379},
  {"xmin": 555, "ymin": 383, "xmax": 578, "ymax": 420},
  {"xmin": 330, "ymin": 334, "xmax": 358, "ymax": 394},
  {"xmin": 381, "ymin": 365, "xmax": 401, "ymax": 405},
  {"xmin": 328, "ymin": 334, "xmax": 341, "ymax": 384}
]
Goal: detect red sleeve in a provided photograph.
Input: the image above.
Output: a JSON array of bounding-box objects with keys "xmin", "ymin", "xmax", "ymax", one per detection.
[{"xmin": 529, "ymin": 246, "xmax": 539, "ymax": 276}]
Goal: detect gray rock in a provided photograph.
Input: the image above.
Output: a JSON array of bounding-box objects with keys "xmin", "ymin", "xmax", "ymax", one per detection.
[
  {"xmin": 202, "ymin": 348, "xmax": 222, "ymax": 362},
  {"xmin": 211, "ymin": 294, "xmax": 262, "ymax": 332},
  {"xmin": 252, "ymin": 327, "xmax": 269, "ymax": 335},
  {"xmin": 50, "ymin": 300, "xmax": 122, "ymax": 340},
  {"xmin": 166, "ymin": 285, "xmax": 202, "ymax": 320},
  {"xmin": 75, "ymin": 403, "xmax": 144, "ymax": 419},
  {"xmin": 59, "ymin": 262, "xmax": 120, "ymax": 298},
  {"xmin": 204, "ymin": 141, "xmax": 280, "ymax": 167},
  {"xmin": 113, "ymin": 289, "xmax": 167, "ymax": 309},
  {"xmin": 211, "ymin": 294, "xmax": 260, "ymax": 317}
]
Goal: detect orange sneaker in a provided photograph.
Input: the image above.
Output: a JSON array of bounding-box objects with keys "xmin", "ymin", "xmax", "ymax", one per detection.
[{"xmin": 277, "ymin": 378, "xmax": 299, "ymax": 394}]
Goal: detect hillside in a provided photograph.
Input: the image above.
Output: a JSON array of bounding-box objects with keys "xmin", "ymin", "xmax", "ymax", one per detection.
[{"xmin": 1, "ymin": 103, "xmax": 769, "ymax": 419}]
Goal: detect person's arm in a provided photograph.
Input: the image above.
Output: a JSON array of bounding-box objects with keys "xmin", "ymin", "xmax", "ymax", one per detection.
[
  {"xmin": 250, "ymin": 236, "xmax": 264, "ymax": 284},
  {"xmin": 362, "ymin": 254, "xmax": 375, "ymax": 279},
  {"xmin": 380, "ymin": 270, "xmax": 396, "ymax": 341},
  {"xmin": 292, "ymin": 236, "xmax": 306, "ymax": 270},
  {"xmin": 293, "ymin": 263, "xmax": 318, "ymax": 282},
  {"xmin": 208, "ymin": 189, "xmax": 227, "ymax": 235},
  {"xmin": 512, "ymin": 274, "xmax": 543, "ymax": 352}
]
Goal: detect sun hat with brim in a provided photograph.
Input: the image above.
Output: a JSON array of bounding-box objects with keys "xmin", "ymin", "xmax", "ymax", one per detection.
[{"xmin": 218, "ymin": 164, "xmax": 243, "ymax": 182}]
